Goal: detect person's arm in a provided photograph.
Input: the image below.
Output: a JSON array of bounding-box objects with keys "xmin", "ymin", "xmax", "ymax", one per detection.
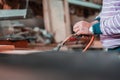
[
  {"xmin": 73, "ymin": 18, "xmax": 102, "ymax": 35},
  {"xmin": 90, "ymin": 22, "xmax": 102, "ymax": 34},
  {"xmin": 73, "ymin": 13, "xmax": 102, "ymax": 35},
  {"xmin": 100, "ymin": 12, "xmax": 120, "ymax": 35},
  {"xmin": 89, "ymin": 16, "xmax": 103, "ymax": 35}
]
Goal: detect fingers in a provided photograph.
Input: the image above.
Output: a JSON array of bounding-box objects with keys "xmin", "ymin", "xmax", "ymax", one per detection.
[
  {"xmin": 73, "ymin": 21, "xmax": 84, "ymax": 34},
  {"xmin": 73, "ymin": 25, "xmax": 79, "ymax": 32},
  {"xmin": 73, "ymin": 22, "xmax": 82, "ymax": 33},
  {"xmin": 76, "ymin": 30, "xmax": 87, "ymax": 35},
  {"xmin": 73, "ymin": 22, "xmax": 81, "ymax": 29},
  {"xmin": 74, "ymin": 28, "xmax": 79, "ymax": 33},
  {"xmin": 76, "ymin": 31, "xmax": 81, "ymax": 35},
  {"xmin": 73, "ymin": 21, "xmax": 92, "ymax": 35}
]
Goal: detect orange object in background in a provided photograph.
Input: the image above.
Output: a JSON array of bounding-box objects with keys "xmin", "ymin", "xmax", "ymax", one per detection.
[
  {"xmin": 0, "ymin": 45, "xmax": 15, "ymax": 52},
  {"xmin": 0, "ymin": 40, "xmax": 28, "ymax": 48}
]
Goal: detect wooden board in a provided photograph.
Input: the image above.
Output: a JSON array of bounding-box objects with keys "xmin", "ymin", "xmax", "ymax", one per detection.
[
  {"xmin": 0, "ymin": 40, "xmax": 28, "ymax": 48},
  {"xmin": 0, "ymin": 45, "xmax": 15, "ymax": 52}
]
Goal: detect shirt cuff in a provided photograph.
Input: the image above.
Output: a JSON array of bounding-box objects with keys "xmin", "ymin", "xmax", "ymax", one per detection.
[
  {"xmin": 89, "ymin": 22, "xmax": 102, "ymax": 34},
  {"xmin": 89, "ymin": 26, "xmax": 94, "ymax": 34},
  {"xmin": 95, "ymin": 17, "xmax": 100, "ymax": 22}
]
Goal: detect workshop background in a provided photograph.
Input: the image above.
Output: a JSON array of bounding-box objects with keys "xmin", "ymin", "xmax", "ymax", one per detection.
[
  {"xmin": 0, "ymin": 0, "xmax": 103, "ymax": 53},
  {"xmin": 1, "ymin": 1, "xmax": 120, "ymax": 80}
]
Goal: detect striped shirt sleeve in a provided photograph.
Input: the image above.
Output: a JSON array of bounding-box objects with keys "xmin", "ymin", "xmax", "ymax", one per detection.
[{"xmin": 101, "ymin": 12, "xmax": 120, "ymax": 35}]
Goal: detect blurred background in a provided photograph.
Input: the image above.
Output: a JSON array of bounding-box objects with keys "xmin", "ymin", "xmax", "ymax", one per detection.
[
  {"xmin": 1, "ymin": 1, "xmax": 120, "ymax": 80},
  {"xmin": 0, "ymin": 0, "xmax": 103, "ymax": 53}
]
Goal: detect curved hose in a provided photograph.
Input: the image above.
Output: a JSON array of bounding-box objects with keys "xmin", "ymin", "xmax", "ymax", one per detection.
[
  {"xmin": 53, "ymin": 34, "xmax": 95, "ymax": 52},
  {"xmin": 82, "ymin": 35, "xmax": 95, "ymax": 52}
]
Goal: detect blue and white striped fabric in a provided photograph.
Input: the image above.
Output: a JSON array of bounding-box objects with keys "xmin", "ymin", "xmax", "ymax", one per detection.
[{"xmin": 99, "ymin": 0, "xmax": 120, "ymax": 48}]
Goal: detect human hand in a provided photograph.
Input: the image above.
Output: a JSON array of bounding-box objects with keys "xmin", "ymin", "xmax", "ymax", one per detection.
[
  {"xmin": 73, "ymin": 21, "xmax": 92, "ymax": 35},
  {"xmin": 91, "ymin": 20, "xmax": 99, "ymax": 25}
]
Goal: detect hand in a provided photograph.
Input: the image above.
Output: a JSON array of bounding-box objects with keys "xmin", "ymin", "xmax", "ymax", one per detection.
[
  {"xmin": 73, "ymin": 21, "xmax": 92, "ymax": 35},
  {"xmin": 91, "ymin": 20, "xmax": 99, "ymax": 25}
]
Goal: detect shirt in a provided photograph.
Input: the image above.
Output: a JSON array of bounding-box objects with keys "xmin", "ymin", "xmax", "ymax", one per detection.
[{"xmin": 96, "ymin": 0, "xmax": 120, "ymax": 48}]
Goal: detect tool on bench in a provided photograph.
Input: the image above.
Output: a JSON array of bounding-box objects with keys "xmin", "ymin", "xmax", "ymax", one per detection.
[{"xmin": 53, "ymin": 34, "xmax": 95, "ymax": 52}]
